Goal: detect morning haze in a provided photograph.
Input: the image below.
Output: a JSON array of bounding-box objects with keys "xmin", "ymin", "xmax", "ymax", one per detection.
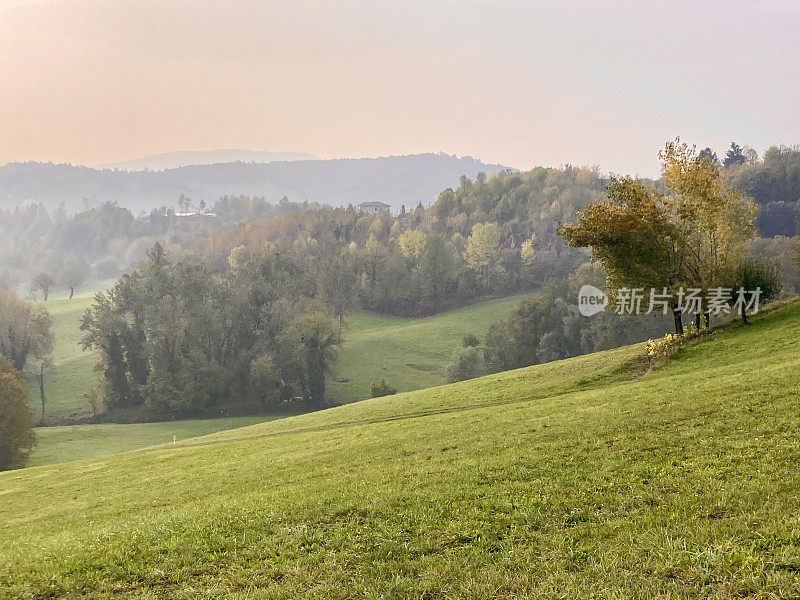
[
  {"xmin": 1, "ymin": 0, "xmax": 798, "ymax": 176},
  {"xmin": 4, "ymin": 2, "xmax": 800, "ymax": 598}
]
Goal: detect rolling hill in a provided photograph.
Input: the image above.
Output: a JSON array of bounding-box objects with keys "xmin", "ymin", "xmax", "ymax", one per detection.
[
  {"xmin": 27, "ymin": 294, "xmax": 523, "ymax": 465},
  {"xmin": 0, "ymin": 154, "xmax": 512, "ymax": 213},
  {"xmin": 328, "ymin": 295, "xmax": 523, "ymax": 402},
  {"xmin": 100, "ymin": 149, "xmax": 318, "ymax": 171},
  {"xmin": 2, "ymin": 300, "xmax": 798, "ymax": 597}
]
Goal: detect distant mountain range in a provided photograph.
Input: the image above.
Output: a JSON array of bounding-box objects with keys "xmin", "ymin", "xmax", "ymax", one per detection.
[
  {"xmin": 100, "ymin": 149, "xmax": 318, "ymax": 171},
  {"xmin": 0, "ymin": 153, "xmax": 513, "ymax": 213}
]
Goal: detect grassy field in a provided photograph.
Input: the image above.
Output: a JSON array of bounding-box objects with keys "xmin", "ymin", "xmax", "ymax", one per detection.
[
  {"xmin": 26, "ymin": 278, "xmax": 124, "ymax": 424},
  {"xmin": 32, "ymin": 292, "xmax": 525, "ymax": 423},
  {"xmin": 28, "ymin": 416, "xmax": 283, "ymax": 467},
  {"xmin": 2, "ymin": 301, "xmax": 799, "ymax": 597},
  {"xmin": 31, "ymin": 294, "xmax": 97, "ymax": 424},
  {"xmin": 328, "ymin": 295, "xmax": 524, "ymax": 401},
  {"xmin": 28, "ymin": 291, "xmax": 523, "ymax": 466}
]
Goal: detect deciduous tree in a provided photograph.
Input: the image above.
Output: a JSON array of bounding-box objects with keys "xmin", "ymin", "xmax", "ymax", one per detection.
[
  {"xmin": 25, "ymin": 356, "xmax": 54, "ymax": 425},
  {"xmin": 561, "ymin": 140, "xmax": 756, "ymax": 325},
  {"xmin": 0, "ymin": 357, "xmax": 36, "ymax": 470},
  {"xmin": 464, "ymin": 222, "xmax": 502, "ymax": 288},
  {"xmin": 660, "ymin": 139, "xmax": 756, "ymax": 290},
  {"xmin": 60, "ymin": 256, "xmax": 89, "ymax": 299},
  {"xmin": 0, "ymin": 288, "xmax": 53, "ymax": 371},
  {"xmin": 283, "ymin": 311, "xmax": 341, "ymax": 405},
  {"xmin": 520, "ymin": 236, "xmax": 536, "ymax": 267},
  {"xmin": 417, "ymin": 234, "xmax": 456, "ymax": 302},
  {"xmin": 398, "ymin": 229, "xmax": 426, "ymax": 263},
  {"xmin": 559, "ymin": 177, "xmax": 679, "ymax": 297},
  {"xmin": 30, "ymin": 273, "xmax": 54, "ymax": 301}
]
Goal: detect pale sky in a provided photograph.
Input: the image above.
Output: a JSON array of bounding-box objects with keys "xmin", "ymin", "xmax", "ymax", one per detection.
[{"xmin": 1, "ymin": 0, "xmax": 799, "ymax": 176}]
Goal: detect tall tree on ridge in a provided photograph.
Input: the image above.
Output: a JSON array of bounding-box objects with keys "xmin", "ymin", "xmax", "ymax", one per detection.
[{"xmin": 723, "ymin": 141, "xmax": 747, "ymax": 169}]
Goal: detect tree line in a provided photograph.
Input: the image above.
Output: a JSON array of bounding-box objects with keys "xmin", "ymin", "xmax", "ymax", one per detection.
[
  {"xmin": 444, "ymin": 140, "xmax": 789, "ymax": 383},
  {"xmin": 698, "ymin": 142, "xmax": 800, "ymax": 237},
  {"xmin": 0, "ymin": 195, "xmax": 313, "ymax": 299},
  {"xmin": 3, "ymin": 145, "xmax": 799, "ymax": 309},
  {"xmin": 445, "ymin": 265, "xmax": 674, "ymax": 382},
  {"xmin": 79, "ymin": 243, "xmax": 342, "ymax": 420},
  {"xmin": 187, "ymin": 167, "xmax": 609, "ymax": 316}
]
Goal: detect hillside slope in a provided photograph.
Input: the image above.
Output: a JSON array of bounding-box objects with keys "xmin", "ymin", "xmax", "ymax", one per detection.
[
  {"xmin": 2, "ymin": 302, "xmax": 799, "ymax": 598},
  {"xmin": 329, "ymin": 295, "xmax": 523, "ymax": 401},
  {"xmin": 27, "ymin": 416, "xmax": 281, "ymax": 467},
  {"xmin": 32, "ymin": 295, "xmax": 97, "ymax": 424}
]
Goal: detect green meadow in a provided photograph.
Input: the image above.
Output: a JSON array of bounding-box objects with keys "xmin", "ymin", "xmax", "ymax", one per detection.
[
  {"xmin": 328, "ymin": 294, "xmax": 524, "ymax": 401},
  {"xmin": 28, "ymin": 295, "xmax": 96, "ymax": 424},
  {"xmin": 2, "ymin": 300, "xmax": 799, "ymax": 597},
  {"xmin": 28, "ymin": 291, "xmax": 523, "ymax": 466}
]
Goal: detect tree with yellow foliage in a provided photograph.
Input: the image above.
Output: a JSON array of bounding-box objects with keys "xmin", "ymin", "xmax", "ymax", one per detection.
[
  {"xmin": 659, "ymin": 139, "xmax": 756, "ymax": 291},
  {"xmin": 464, "ymin": 222, "xmax": 503, "ymax": 289},
  {"xmin": 561, "ymin": 139, "xmax": 756, "ymax": 328}
]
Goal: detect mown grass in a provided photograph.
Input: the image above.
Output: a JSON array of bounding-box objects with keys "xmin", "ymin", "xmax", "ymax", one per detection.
[
  {"xmin": 1, "ymin": 301, "xmax": 798, "ymax": 598},
  {"xmin": 28, "ymin": 292, "xmax": 522, "ymax": 466},
  {"xmin": 28, "ymin": 416, "xmax": 283, "ymax": 467}
]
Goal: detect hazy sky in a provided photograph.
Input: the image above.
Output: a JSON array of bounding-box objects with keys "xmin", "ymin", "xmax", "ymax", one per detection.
[{"xmin": 1, "ymin": 0, "xmax": 799, "ymax": 176}]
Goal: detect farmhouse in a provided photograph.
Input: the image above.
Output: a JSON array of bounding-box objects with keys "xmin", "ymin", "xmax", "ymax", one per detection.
[{"xmin": 358, "ymin": 201, "xmax": 391, "ymax": 214}]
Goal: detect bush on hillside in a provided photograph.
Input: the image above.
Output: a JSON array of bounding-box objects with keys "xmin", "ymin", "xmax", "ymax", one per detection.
[
  {"xmin": 643, "ymin": 325, "xmax": 701, "ymax": 368},
  {"xmin": 371, "ymin": 379, "xmax": 397, "ymax": 398},
  {"xmin": 644, "ymin": 333, "xmax": 682, "ymax": 363},
  {"xmin": 461, "ymin": 333, "xmax": 480, "ymax": 347},
  {"xmin": 730, "ymin": 259, "xmax": 782, "ymax": 305},
  {"xmin": 446, "ymin": 346, "xmax": 485, "ymax": 382}
]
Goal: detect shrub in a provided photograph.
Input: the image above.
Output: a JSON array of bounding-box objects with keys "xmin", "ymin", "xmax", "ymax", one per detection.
[
  {"xmin": 446, "ymin": 346, "xmax": 485, "ymax": 382},
  {"xmin": 644, "ymin": 332, "xmax": 683, "ymax": 364},
  {"xmin": 461, "ymin": 333, "xmax": 480, "ymax": 347},
  {"xmin": 730, "ymin": 259, "xmax": 782, "ymax": 307},
  {"xmin": 371, "ymin": 379, "xmax": 397, "ymax": 398}
]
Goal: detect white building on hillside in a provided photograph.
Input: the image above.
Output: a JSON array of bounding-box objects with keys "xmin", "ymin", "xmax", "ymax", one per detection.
[{"xmin": 358, "ymin": 201, "xmax": 391, "ymax": 214}]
